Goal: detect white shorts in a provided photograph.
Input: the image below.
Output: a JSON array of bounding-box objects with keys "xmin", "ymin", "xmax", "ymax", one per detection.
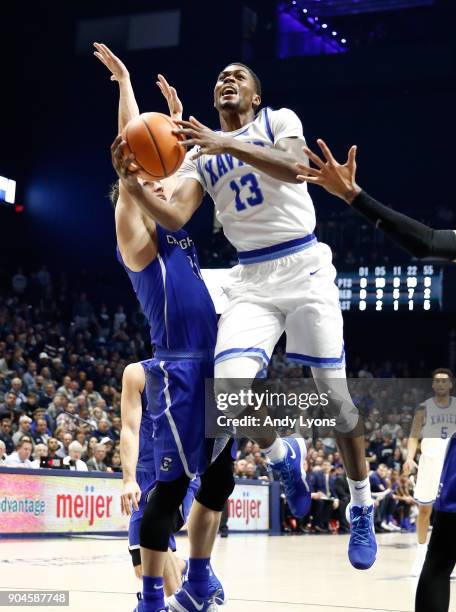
[
  {"xmin": 214, "ymin": 241, "xmax": 344, "ymax": 373},
  {"xmin": 414, "ymin": 438, "xmax": 449, "ymax": 505}
]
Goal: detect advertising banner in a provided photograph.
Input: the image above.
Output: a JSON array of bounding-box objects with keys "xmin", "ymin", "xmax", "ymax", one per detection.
[
  {"xmin": 226, "ymin": 482, "xmax": 269, "ymax": 531},
  {"xmin": 0, "ymin": 469, "xmax": 128, "ymax": 535}
]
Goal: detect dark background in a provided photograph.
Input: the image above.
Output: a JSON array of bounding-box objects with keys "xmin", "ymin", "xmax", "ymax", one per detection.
[{"xmin": 1, "ymin": 0, "xmax": 455, "ymax": 369}]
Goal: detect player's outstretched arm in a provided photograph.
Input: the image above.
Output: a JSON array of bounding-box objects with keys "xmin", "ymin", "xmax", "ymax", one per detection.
[
  {"xmin": 111, "ymin": 136, "xmax": 203, "ymax": 231},
  {"xmin": 174, "ymin": 117, "xmax": 306, "ymax": 184},
  {"xmin": 296, "ymin": 139, "xmax": 456, "ymax": 260},
  {"xmin": 120, "ymin": 363, "xmax": 143, "ymax": 516},
  {"xmin": 94, "ymin": 42, "xmax": 139, "ymax": 132}
]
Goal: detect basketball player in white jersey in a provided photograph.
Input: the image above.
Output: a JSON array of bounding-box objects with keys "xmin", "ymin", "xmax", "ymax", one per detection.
[
  {"xmin": 404, "ymin": 368, "xmax": 456, "ymax": 575},
  {"xmin": 118, "ymin": 62, "xmax": 377, "ymax": 570}
]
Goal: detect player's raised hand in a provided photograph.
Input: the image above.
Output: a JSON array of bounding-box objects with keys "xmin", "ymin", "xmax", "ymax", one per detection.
[
  {"xmin": 111, "ymin": 135, "xmax": 139, "ymax": 190},
  {"xmin": 156, "ymin": 74, "xmax": 183, "ymax": 122},
  {"xmin": 296, "ymin": 139, "xmax": 361, "ymax": 204},
  {"xmin": 121, "ymin": 479, "xmax": 141, "ymax": 516},
  {"xmin": 93, "ymin": 42, "xmax": 129, "ymax": 83},
  {"xmin": 174, "ymin": 116, "xmax": 228, "ymax": 159}
]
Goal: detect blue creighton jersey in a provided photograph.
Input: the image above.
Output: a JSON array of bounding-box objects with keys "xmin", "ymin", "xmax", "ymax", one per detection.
[
  {"xmin": 136, "ymin": 359, "xmax": 155, "ymax": 472},
  {"xmin": 117, "ymin": 225, "xmax": 217, "ymax": 352},
  {"xmin": 435, "ymin": 433, "xmax": 456, "ymax": 514}
]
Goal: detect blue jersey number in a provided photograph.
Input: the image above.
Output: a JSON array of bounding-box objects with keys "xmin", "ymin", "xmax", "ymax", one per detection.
[{"xmin": 229, "ymin": 173, "xmax": 264, "ymax": 211}]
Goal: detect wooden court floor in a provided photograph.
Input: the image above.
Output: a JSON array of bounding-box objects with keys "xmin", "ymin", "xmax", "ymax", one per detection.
[{"xmin": 0, "ymin": 532, "xmax": 454, "ymax": 611}]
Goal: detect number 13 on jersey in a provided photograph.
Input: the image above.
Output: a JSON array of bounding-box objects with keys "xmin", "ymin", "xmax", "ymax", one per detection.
[{"xmin": 229, "ymin": 172, "xmax": 264, "ymax": 211}]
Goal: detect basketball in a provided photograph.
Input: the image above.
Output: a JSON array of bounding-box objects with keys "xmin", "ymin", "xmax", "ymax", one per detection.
[{"xmin": 122, "ymin": 112, "xmax": 185, "ymax": 180}]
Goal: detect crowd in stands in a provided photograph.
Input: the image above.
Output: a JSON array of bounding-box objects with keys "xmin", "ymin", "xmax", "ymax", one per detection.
[{"xmin": 0, "ymin": 267, "xmax": 433, "ymax": 536}]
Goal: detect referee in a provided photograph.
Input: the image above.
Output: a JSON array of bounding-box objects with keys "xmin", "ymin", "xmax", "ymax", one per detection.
[{"xmin": 295, "ymin": 138, "xmax": 456, "ymax": 612}]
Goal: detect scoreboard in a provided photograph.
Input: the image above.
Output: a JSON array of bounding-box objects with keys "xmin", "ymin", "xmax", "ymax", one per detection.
[{"xmin": 337, "ymin": 264, "xmax": 443, "ymax": 311}]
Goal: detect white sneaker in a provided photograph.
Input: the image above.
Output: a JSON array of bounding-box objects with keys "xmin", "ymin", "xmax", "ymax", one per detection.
[
  {"xmin": 387, "ymin": 521, "xmax": 401, "ymax": 532},
  {"xmin": 381, "ymin": 520, "xmax": 394, "ymax": 532}
]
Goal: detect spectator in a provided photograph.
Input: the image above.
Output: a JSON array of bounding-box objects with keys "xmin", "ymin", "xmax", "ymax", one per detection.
[
  {"xmin": 12, "ymin": 415, "xmax": 33, "ymax": 446},
  {"xmin": 87, "ymin": 444, "xmax": 108, "ymax": 472},
  {"xmin": 9, "ymin": 377, "xmax": 27, "ymax": 405},
  {"xmin": 379, "ymin": 433, "xmax": 396, "ymax": 466},
  {"xmin": 0, "ymin": 418, "xmax": 14, "ymax": 454},
  {"xmin": 108, "ymin": 449, "xmax": 122, "ymax": 472},
  {"xmin": 235, "ymin": 459, "xmax": 247, "ymax": 478},
  {"xmin": 113, "ymin": 305, "xmax": 127, "ymax": 332},
  {"xmin": 0, "ymin": 392, "xmax": 19, "ymax": 419},
  {"xmin": 11, "ymin": 268, "xmax": 28, "ymax": 295},
  {"xmin": 94, "ymin": 419, "xmax": 113, "ymax": 442},
  {"xmin": 110, "ymin": 415, "xmax": 122, "ymax": 442},
  {"xmin": 370, "ymin": 463, "xmax": 399, "ymax": 532},
  {"xmin": 244, "ymin": 463, "xmax": 258, "ymax": 480},
  {"xmin": 22, "ymin": 361, "xmax": 37, "ymax": 392},
  {"xmin": 31, "ymin": 443, "xmax": 48, "ymax": 468},
  {"xmin": 56, "ymin": 433, "xmax": 73, "ymax": 459},
  {"xmin": 38, "ymin": 382, "xmax": 56, "ymax": 409},
  {"xmin": 0, "ymin": 440, "xmax": 6, "ymax": 464},
  {"xmin": 5, "ymin": 438, "xmax": 33, "ymax": 468},
  {"xmin": 33, "ymin": 418, "xmax": 51, "ymax": 445},
  {"xmin": 46, "ymin": 438, "xmax": 62, "ymax": 466},
  {"xmin": 63, "ymin": 441, "xmax": 88, "ymax": 471},
  {"xmin": 21, "ymin": 392, "xmax": 39, "ymax": 416},
  {"xmin": 311, "ymin": 460, "xmax": 339, "ymax": 533},
  {"xmin": 57, "ymin": 376, "xmax": 74, "ymax": 401}
]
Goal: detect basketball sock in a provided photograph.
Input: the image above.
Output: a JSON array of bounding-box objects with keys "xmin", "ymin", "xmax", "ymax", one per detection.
[
  {"xmin": 142, "ymin": 576, "xmax": 165, "ymax": 612},
  {"xmin": 347, "ymin": 477, "xmax": 372, "ymax": 507},
  {"xmin": 188, "ymin": 557, "xmax": 210, "ymax": 598},
  {"xmin": 261, "ymin": 437, "xmax": 286, "ymax": 463}
]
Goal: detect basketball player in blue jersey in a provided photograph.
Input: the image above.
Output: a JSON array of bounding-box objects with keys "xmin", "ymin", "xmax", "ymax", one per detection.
[
  {"xmin": 114, "ymin": 61, "xmax": 377, "ymax": 570},
  {"xmin": 95, "ymin": 43, "xmax": 232, "ymax": 612},
  {"xmin": 120, "ymin": 361, "xmax": 224, "ymax": 606},
  {"xmin": 293, "ymin": 138, "xmax": 456, "ymax": 612}
]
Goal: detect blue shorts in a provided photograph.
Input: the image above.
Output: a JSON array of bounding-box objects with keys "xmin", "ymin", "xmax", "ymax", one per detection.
[
  {"xmin": 435, "ymin": 435, "xmax": 456, "ymax": 514},
  {"xmin": 144, "ymin": 356, "xmax": 218, "ymax": 482},
  {"xmin": 128, "ymin": 470, "xmax": 200, "ymax": 558}
]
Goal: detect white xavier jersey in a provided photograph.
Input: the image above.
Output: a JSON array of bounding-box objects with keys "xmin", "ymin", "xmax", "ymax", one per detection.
[
  {"xmin": 420, "ymin": 396, "xmax": 456, "ymax": 441},
  {"xmin": 176, "ymin": 107, "xmax": 316, "ymax": 252}
]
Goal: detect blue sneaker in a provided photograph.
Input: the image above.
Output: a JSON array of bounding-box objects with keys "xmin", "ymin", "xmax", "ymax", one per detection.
[
  {"xmin": 167, "ymin": 582, "xmax": 217, "ymax": 612},
  {"xmin": 347, "ymin": 505, "xmax": 377, "ymax": 570},
  {"xmin": 208, "ymin": 565, "xmax": 225, "ymax": 605},
  {"xmin": 270, "ymin": 437, "xmax": 310, "ymax": 518}
]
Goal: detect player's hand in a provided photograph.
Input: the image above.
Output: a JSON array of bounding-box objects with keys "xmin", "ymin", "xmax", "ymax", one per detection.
[
  {"xmin": 156, "ymin": 74, "xmax": 183, "ymax": 122},
  {"xmin": 121, "ymin": 480, "xmax": 141, "ymax": 516},
  {"xmin": 403, "ymin": 459, "xmax": 418, "ymax": 475},
  {"xmin": 295, "ymin": 139, "xmax": 362, "ymax": 204},
  {"xmin": 111, "ymin": 135, "xmax": 139, "ymax": 190},
  {"xmin": 173, "ymin": 117, "xmax": 229, "ymax": 159},
  {"xmin": 93, "ymin": 42, "xmax": 129, "ymax": 83}
]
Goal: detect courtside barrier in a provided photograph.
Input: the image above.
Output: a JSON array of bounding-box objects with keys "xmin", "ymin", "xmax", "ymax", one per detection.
[{"xmin": 0, "ymin": 468, "xmax": 281, "ymax": 537}]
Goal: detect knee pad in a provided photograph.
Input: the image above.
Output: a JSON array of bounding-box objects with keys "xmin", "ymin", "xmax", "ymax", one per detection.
[
  {"xmin": 139, "ymin": 473, "xmax": 189, "ymax": 551},
  {"xmin": 196, "ymin": 441, "xmax": 235, "ymax": 512}
]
